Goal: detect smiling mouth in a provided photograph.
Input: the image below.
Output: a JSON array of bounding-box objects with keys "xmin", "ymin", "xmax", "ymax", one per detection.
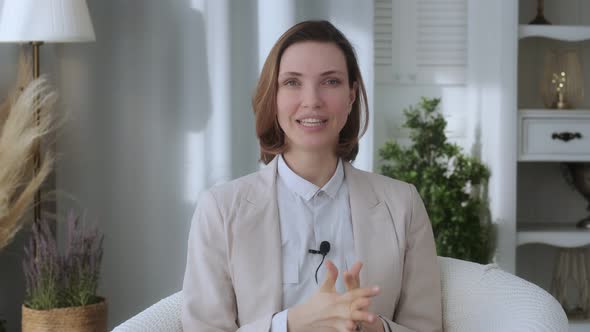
[{"xmin": 296, "ymin": 119, "xmax": 328, "ymax": 127}]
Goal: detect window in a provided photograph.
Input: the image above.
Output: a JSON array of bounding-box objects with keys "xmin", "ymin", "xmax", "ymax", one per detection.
[{"xmin": 374, "ymin": 0, "xmax": 468, "ymax": 85}]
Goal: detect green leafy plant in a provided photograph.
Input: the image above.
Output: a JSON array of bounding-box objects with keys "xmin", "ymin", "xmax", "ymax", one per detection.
[
  {"xmin": 23, "ymin": 211, "xmax": 104, "ymax": 310},
  {"xmin": 379, "ymin": 97, "xmax": 493, "ymax": 264}
]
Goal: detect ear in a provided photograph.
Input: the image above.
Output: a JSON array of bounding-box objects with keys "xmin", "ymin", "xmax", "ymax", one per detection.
[{"xmin": 349, "ymin": 81, "xmax": 358, "ymax": 106}]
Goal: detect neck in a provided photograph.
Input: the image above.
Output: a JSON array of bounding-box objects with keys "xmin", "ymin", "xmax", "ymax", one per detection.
[{"xmin": 282, "ymin": 149, "xmax": 339, "ymax": 188}]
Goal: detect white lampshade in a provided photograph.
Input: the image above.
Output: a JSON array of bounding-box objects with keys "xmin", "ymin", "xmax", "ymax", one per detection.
[{"xmin": 0, "ymin": 0, "xmax": 95, "ymax": 43}]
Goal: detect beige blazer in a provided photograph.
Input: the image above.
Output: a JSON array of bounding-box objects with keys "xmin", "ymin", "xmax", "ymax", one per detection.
[{"xmin": 182, "ymin": 157, "xmax": 442, "ymax": 332}]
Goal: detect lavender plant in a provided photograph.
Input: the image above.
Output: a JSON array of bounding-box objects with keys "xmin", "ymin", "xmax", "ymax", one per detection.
[
  {"xmin": 23, "ymin": 220, "xmax": 61, "ymax": 310},
  {"xmin": 62, "ymin": 211, "xmax": 104, "ymax": 307},
  {"xmin": 23, "ymin": 211, "xmax": 104, "ymax": 310}
]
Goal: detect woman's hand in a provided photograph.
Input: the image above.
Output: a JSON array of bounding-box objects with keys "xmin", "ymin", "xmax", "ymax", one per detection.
[
  {"xmin": 287, "ymin": 260, "xmax": 380, "ymax": 332},
  {"xmin": 343, "ymin": 262, "xmax": 385, "ymax": 332}
]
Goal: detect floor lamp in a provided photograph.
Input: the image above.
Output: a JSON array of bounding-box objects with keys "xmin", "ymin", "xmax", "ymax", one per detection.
[{"xmin": 0, "ymin": 0, "xmax": 95, "ymax": 223}]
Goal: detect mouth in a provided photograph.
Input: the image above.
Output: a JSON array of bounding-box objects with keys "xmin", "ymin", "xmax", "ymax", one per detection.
[{"xmin": 296, "ymin": 118, "xmax": 328, "ymax": 127}]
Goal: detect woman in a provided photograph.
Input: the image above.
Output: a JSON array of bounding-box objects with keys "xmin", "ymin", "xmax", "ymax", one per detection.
[{"xmin": 182, "ymin": 20, "xmax": 442, "ymax": 332}]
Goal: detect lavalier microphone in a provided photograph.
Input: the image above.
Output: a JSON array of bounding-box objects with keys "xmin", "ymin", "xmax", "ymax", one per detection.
[
  {"xmin": 308, "ymin": 241, "xmax": 331, "ymax": 284},
  {"xmin": 308, "ymin": 241, "xmax": 330, "ymax": 256}
]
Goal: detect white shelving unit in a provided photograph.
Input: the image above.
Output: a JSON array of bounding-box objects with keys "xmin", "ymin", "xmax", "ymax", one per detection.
[
  {"xmin": 519, "ymin": 25, "xmax": 590, "ymax": 41},
  {"xmin": 518, "ymin": 223, "xmax": 590, "ymax": 247},
  {"xmin": 569, "ymin": 319, "xmax": 590, "ymax": 332},
  {"xmin": 515, "ymin": 3, "xmax": 590, "ymax": 331},
  {"xmin": 569, "ymin": 317, "xmax": 590, "ymax": 329}
]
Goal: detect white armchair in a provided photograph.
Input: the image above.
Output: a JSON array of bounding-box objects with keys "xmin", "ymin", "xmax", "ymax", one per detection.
[{"xmin": 113, "ymin": 257, "xmax": 568, "ymax": 332}]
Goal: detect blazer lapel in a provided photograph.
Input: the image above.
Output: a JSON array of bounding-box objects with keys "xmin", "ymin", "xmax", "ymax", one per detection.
[
  {"xmin": 344, "ymin": 162, "xmax": 400, "ymax": 317},
  {"xmin": 232, "ymin": 157, "xmax": 283, "ymax": 322}
]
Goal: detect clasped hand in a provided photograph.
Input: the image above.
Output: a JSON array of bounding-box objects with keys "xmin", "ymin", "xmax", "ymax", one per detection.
[{"xmin": 287, "ymin": 260, "xmax": 384, "ymax": 332}]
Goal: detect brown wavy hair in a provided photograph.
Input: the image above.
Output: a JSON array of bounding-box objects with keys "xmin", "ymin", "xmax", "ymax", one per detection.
[{"xmin": 252, "ymin": 20, "xmax": 369, "ymax": 164}]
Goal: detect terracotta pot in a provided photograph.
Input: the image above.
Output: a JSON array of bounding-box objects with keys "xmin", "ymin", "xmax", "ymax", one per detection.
[{"xmin": 21, "ymin": 298, "xmax": 107, "ymax": 332}]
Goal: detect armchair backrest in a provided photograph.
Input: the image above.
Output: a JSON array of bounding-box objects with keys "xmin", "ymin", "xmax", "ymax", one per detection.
[
  {"xmin": 439, "ymin": 256, "xmax": 568, "ymax": 331},
  {"xmin": 113, "ymin": 257, "xmax": 569, "ymax": 331}
]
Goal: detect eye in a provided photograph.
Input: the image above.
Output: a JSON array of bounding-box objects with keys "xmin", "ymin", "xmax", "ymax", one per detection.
[
  {"xmin": 324, "ymin": 78, "xmax": 341, "ymax": 86},
  {"xmin": 283, "ymin": 79, "xmax": 300, "ymax": 87}
]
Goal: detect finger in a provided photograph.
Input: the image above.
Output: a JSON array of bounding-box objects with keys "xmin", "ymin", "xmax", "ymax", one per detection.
[
  {"xmin": 344, "ymin": 262, "xmax": 362, "ymax": 291},
  {"xmin": 350, "ymin": 262, "xmax": 362, "ymax": 289},
  {"xmin": 320, "ymin": 260, "xmax": 338, "ymax": 292},
  {"xmin": 322, "ymin": 318, "xmax": 355, "ymax": 332},
  {"xmin": 346, "ymin": 262, "xmax": 363, "ymax": 290},
  {"xmin": 350, "ymin": 310, "xmax": 376, "ymax": 324},
  {"xmin": 350, "ymin": 261, "xmax": 363, "ymax": 280},
  {"xmin": 343, "ymin": 319, "xmax": 356, "ymax": 331},
  {"xmin": 342, "ymin": 286, "xmax": 380, "ymax": 302},
  {"xmin": 343, "ymin": 271, "xmax": 355, "ymax": 291},
  {"xmin": 350, "ymin": 297, "xmax": 371, "ymax": 312}
]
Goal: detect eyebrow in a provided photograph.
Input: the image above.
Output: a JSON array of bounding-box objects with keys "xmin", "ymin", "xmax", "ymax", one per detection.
[{"xmin": 278, "ymin": 70, "xmax": 346, "ymax": 78}]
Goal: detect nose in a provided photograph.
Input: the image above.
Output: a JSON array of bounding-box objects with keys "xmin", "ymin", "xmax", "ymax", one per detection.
[{"xmin": 301, "ymin": 85, "xmax": 322, "ymax": 109}]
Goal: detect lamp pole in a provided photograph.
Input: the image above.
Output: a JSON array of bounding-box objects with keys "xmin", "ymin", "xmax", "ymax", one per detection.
[{"xmin": 31, "ymin": 41, "xmax": 43, "ymax": 223}]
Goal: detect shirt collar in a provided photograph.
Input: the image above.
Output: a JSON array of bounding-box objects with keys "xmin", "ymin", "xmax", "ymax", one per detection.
[{"xmin": 277, "ymin": 154, "xmax": 344, "ymax": 201}]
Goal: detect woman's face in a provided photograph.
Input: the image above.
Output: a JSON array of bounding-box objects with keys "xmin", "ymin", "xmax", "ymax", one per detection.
[{"xmin": 276, "ymin": 41, "xmax": 356, "ymax": 155}]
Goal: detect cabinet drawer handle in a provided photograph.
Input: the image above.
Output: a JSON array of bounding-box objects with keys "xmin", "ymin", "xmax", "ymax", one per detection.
[{"xmin": 551, "ymin": 132, "xmax": 582, "ymax": 142}]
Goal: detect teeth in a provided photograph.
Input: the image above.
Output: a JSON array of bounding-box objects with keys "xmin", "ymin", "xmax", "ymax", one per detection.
[
  {"xmin": 299, "ymin": 118, "xmax": 324, "ymax": 124},
  {"xmin": 297, "ymin": 118, "xmax": 326, "ymax": 127},
  {"xmin": 300, "ymin": 121, "xmax": 323, "ymax": 127}
]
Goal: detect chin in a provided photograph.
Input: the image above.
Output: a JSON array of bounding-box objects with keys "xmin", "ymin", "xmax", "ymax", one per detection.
[{"xmin": 293, "ymin": 141, "xmax": 337, "ymax": 153}]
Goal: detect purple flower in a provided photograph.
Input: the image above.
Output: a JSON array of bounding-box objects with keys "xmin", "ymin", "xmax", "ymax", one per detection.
[{"xmin": 23, "ymin": 210, "xmax": 104, "ymax": 309}]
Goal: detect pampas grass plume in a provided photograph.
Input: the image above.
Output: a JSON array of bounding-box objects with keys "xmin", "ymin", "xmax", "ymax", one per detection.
[{"xmin": 0, "ymin": 52, "xmax": 57, "ymax": 250}]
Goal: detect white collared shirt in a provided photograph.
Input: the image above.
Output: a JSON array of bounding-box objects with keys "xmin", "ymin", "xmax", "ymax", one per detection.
[{"xmin": 270, "ymin": 155, "xmax": 357, "ymax": 330}]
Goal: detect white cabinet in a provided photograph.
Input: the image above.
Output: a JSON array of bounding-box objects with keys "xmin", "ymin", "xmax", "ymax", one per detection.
[
  {"xmin": 514, "ymin": 2, "xmax": 590, "ymax": 329},
  {"xmin": 518, "ymin": 110, "xmax": 590, "ymax": 161}
]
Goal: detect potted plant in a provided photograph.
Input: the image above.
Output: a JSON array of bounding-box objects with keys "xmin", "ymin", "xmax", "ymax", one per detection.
[
  {"xmin": 21, "ymin": 211, "xmax": 107, "ymax": 332},
  {"xmin": 379, "ymin": 97, "xmax": 494, "ymax": 264}
]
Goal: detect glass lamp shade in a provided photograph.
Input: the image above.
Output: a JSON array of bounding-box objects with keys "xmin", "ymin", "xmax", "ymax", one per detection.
[{"xmin": 540, "ymin": 49, "xmax": 584, "ymax": 109}]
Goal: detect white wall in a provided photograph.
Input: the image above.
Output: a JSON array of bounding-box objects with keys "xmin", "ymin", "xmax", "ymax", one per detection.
[{"xmin": 53, "ymin": 1, "xmax": 215, "ymax": 328}]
